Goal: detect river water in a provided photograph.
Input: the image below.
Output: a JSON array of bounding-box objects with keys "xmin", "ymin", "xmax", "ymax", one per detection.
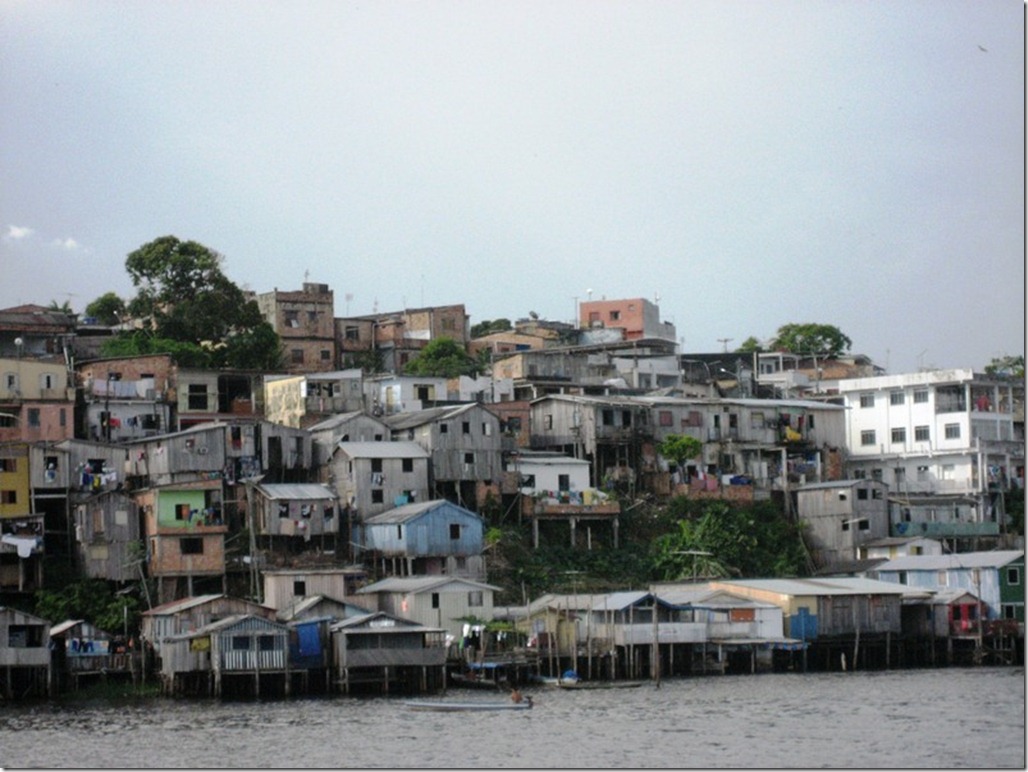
[{"xmin": 1, "ymin": 667, "xmax": 1023, "ymax": 769}]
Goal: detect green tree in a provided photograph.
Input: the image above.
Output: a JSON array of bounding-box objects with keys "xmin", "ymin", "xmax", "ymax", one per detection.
[
  {"xmin": 736, "ymin": 336, "xmax": 764, "ymax": 353},
  {"xmin": 85, "ymin": 292, "xmax": 127, "ymax": 325},
  {"xmin": 117, "ymin": 235, "xmax": 282, "ymax": 369},
  {"xmin": 471, "ymin": 318, "xmax": 512, "ymax": 338},
  {"xmin": 770, "ymin": 323, "xmax": 852, "ymax": 357},
  {"xmin": 47, "ymin": 299, "xmax": 74, "ymax": 314},
  {"xmin": 657, "ymin": 435, "xmax": 702, "ymax": 477},
  {"xmin": 404, "ymin": 337, "xmax": 479, "ymax": 378},
  {"xmin": 35, "ymin": 579, "xmax": 143, "ymax": 635},
  {"xmin": 984, "ymin": 355, "xmax": 1025, "ymax": 378}
]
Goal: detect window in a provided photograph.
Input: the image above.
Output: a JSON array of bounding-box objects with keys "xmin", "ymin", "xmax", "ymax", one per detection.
[
  {"xmin": 750, "ymin": 412, "xmax": 765, "ymax": 429},
  {"xmin": 917, "ymin": 465, "xmax": 930, "ymax": 481},
  {"xmin": 915, "ymin": 426, "xmax": 930, "ymax": 442},
  {"xmin": 176, "ymin": 504, "xmax": 191, "ymax": 521},
  {"xmin": 1006, "ymin": 567, "xmax": 1020, "ymax": 585},
  {"xmin": 482, "ymin": 422, "xmax": 492, "ymax": 436},
  {"xmin": 402, "ymin": 458, "xmax": 414, "ymax": 473},
  {"xmin": 345, "ymin": 325, "xmax": 359, "ymax": 340},
  {"xmin": 27, "ymin": 409, "xmax": 39, "ymax": 427},
  {"xmin": 232, "ymin": 636, "xmax": 251, "ymax": 650},
  {"xmin": 440, "ymin": 423, "xmax": 448, "ymax": 434},
  {"xmin": 8, "ymin": 625, "xmax": 44, "ymax": 648},
  {"xmin": 859, "ymin": 394, "xmax": 875, "ymax": 408},
  {"xmin": 278, "ymin": 502, "xmax": 290, "ymax": 518},
  {"xmin": 891, "ymin": 428, "xmax": 906, "ymax": 443},
  {"xmin": 449, "ymin": 523, "xmax": 461, "ymax": 540},
  {"xmin": 259, "ymin": 635, "xmax": 277, "ymax": 651},
  {"xmin": 371, "ymin": 458, "xmax": 383, "ymax": 473},
  {"xmin": 890, "ymin": 391, "xmax": 905, "ymax": 406},
  {"xmin": 857, "ymin": 488, "xmax": 868, "ymax": 500},
  {"xmin": 659, "ymin": 411, "xmax": 673, "ymax": 427},
  {"xmin": 894, "ymin": 467, "xmax": 906, "ymax": 483},
  {"xmin": 431, "ymin": 593, "xmax": 440, "ymax": 609},
  {"xmin": 0, "ymin": 458, "xmax": 15, "ymax": 472},
  {"xmin": 187, "ymin": 383, "xmax": 208, "ymax": 410},
  {"xmin": 293, "ymin": 580, "xmax": 307, "ymax": 596},
  {"xmin": 371, "ymin": 490, "xmax": 383, "ymax": 504},
  {"xmin": 320, "ymin": 349, "xmax": 331, "ymax": 361},
  {"xmin": 609, "ymin": 310, "xmax": 620, "ymax": 321},
  {"xmin": 1003, "ymin": 605, "xmax": 1017, "ymax": 620},
  {"xmin": 284, "ymin": 310, "xmax": 299, "ymax": 328},
  {"xmin": 468, "ymin": 591, "xmax": 483, "ymax": 607},
  {"xmin": 871, "ymin": 469, "xmax": 883, "ymax": 482},
  {"xmin": 462, "ymin": 421, "xmax": 471, "ymax": 435},
  {"xmin": 290, "ymin": 349, "xmax": 304, "ymax": 364},
  {"xmin": 396, "ymin": 524, "xmax": 403, "ymax": 540},
  {"xmin": 464, "ymin": 452, "xmax": 474, "ymax": 465},
  {"xmin": 180, "ymin": 537, "xmax": 203, "ymax": 555},
  {"xmin": 914, "ymin": 389, "xmax": 929, "ymax": 404},
  {"xmin": 5, "ymin": 373, "xmax": 18, "ymax": 391},
  {"xmin": 544, "ymin": 415, "xmax": 553, "ymax": 430},
  {"xmin": 602, "ymin": 409, "xmax": 614, "ymax": 426},
  {"xmin": 945, "ymin": 423, "xmax": 960, "ymax": 439},
  {"xmin": 860, "ymin": 430, "xmax": 876, "ymax": 446}
]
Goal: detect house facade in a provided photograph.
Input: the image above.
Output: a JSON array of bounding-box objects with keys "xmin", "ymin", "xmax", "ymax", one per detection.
[
  {"xmin": 795, "ymin": 480, "xmax": 891, "ymax": 569},
  {"xmin": 360, "ymin": 499, "xmax": 486, "ymax": 579},
  {"xmin": 326, "ymin": 441, "xmax": 431, "ymax": 524},
  {"xmin": 838, "ymin": 368, "xmax": 1024, "ymax": 543}
]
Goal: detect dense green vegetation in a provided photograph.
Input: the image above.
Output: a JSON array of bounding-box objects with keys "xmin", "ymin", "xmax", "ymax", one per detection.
[{"xmin": 484, "ymin": 496, "xmax": 812, "ymax": 605}]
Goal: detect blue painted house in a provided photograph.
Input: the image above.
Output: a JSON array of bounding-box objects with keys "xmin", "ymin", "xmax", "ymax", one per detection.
[
  {"xmin": 872, "ymin": 550, "xmax": 1025, "ymax": 623},
  {"xmin": 360, "ymin": 499, "xmax": 485, "ymax": 579}
]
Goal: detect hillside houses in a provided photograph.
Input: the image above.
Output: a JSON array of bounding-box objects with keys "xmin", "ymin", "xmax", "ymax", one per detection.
[{"xmin": 0, "ymin": 285, "xmax": 1022, "ymax": 696}]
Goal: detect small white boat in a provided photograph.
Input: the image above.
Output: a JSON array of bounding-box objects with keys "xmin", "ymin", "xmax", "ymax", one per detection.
[{"xmin": 404, "ymin": 696, "xmax": 534, "ymax": 712}]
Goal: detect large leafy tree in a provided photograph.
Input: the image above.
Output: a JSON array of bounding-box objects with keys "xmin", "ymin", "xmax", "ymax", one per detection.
[
  {"xmin": 404, "ymin": 337, "xmax": 479, "ymax": 378},
  {"xmin": 111, "ymin": 236, "xmax": 283, "ymax": 369},
  {"xmin": 85, "ymin": 292, "xmax": 127, "ymax": 325},
  {"xmin": 770, "ymin": 323, "xmax": 852, "ymax": 357}
]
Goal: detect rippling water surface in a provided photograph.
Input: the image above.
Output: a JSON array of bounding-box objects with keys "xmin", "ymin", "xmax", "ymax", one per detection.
[{"xmin": 1, "ymin": 667, "xmax": 1023, "ymax": 768}]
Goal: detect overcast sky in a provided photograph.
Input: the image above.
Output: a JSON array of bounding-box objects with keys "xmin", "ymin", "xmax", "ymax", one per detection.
[{"xmin": 1, "ymin": 1, "xmax": 1023, "ymax": 373}]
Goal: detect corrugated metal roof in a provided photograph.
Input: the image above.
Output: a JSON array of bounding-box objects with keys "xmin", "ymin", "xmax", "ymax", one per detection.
[
  {"xmin": 382, "ymin": 404, "xmax": 479, "ymax": 431},
  {"xmin": 357, "ymin": 575, "xmax": 500, "ymax": 594},
  {"xmin": 257, "ymin": 483, "xmax": 337, "ymax": 500},
  {"xmin": 141, "ymin": 594, "xmax": 225, "ymax": 616},
  {"xmin": 717, "ymin": 577, "xmax": 920, "ymax": 597},
  {"xmin": 330, "ymin": 611, "xmax": 443, "ymax": 633},
  {"xmin": 364, "ymin": 499, "xmax": 481, "ymax": 524},
  {"xmin": 875, "ymin": 550, "xmax": 1024, "ymax": 572},
  {"xmin": 50, "ymin": 619, "xmax": 88, "ymax": 636},
  {"xmin": 337, "ymin": 441, "xmax": 430, "ymax": 458}
]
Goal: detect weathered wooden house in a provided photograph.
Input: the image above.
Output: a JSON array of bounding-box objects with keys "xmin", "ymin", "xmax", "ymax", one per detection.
[
  {"xmin": 710, "ymin": 577, "xmax": 918, "ymax": 671},
  {"xmin": 262, "ymin": 567, "xmax": 369, "ymax": 611},
  {"xmin": 72, "ymin": 488, "xmax": 141, "ymax": 582},
  {"xmin": 159, "ymin": 614, "xmax": 291, "ymax": 697},
  {"xmin": 508, "ymin": 450, "xmax": 621, "ymax": 549},
  {"xmin": 140, "ymin": 594, "xmax": 277, "ymax": 654},
  {"xmin": 383, "ymin": 403, "xmax": 503, "ymax": 508},
  {"xmin": 308, "ymin": 410, "xmax": 391, "ymax": 467},
  {"xmin": 49, "ymin": 619, "xmax": 133, "ymax": 691},
  {"xmin": 0, "ymin": 606, "xmax": 51, "ymax": 698},
  {"xmin": 355, "ymin": 575, "xmax": 500, "ymax": 642},
  {"xmin": 330, "ymin": 611, "xmax": 447, "ymax": 694},
  {"xmin": 252, "ymin": 482, "xmax": 340, "ymax": 554},
  {"xmin": 795, "ymin": 480, "xmax": 891, "ymax": 570},
  {"xmin": 326, "ymin": 441, "xmax": 431, "ymax": 523},
  {"xmin": 871, "ymin": 550, "xmax": 1025, "ymax": 624},
  {"xmin": 360, "ymin": 499, "xmax": 486, "ymax": 580}
]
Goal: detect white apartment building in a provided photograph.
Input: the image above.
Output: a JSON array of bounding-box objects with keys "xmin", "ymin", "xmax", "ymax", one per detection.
[{"xmin": 838, "ymin": 369, "xmax": 1024, "ymax": 540}]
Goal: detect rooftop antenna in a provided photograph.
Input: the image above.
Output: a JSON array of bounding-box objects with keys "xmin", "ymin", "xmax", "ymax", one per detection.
[
  {"xmin": 345, "ymin": 293, "xmax": 353, "ymax": 316},
  {"xmin": 718, "ymin": 337, "xmax": 733, "ymax": 353}
]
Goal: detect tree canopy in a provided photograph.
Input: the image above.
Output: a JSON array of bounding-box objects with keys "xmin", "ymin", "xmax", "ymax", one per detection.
[
  {"xmin": 769, "ymin": 323, "xmax": 852, "ymax": 357},
  {"xmin": 403, "ymin": 337, "xmax": 480, "ymax": 378},
  {"xmin": 97, "ymin": 236, "xmax": 283, "ymax": 369},
  {"xmin": 85, "ymin": 292, "xmax": 127, "ymax": 325},
  {"xmin": 657, "ymin": 435, "xmax": 703, "ymax": 469},
  {"xmin": 984, "ymin": 355, "xmax": 1025, "ymax": 378},
  {"xmin": 471, "ymin": 318, "xmax": 513, "ymax": 338}
]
